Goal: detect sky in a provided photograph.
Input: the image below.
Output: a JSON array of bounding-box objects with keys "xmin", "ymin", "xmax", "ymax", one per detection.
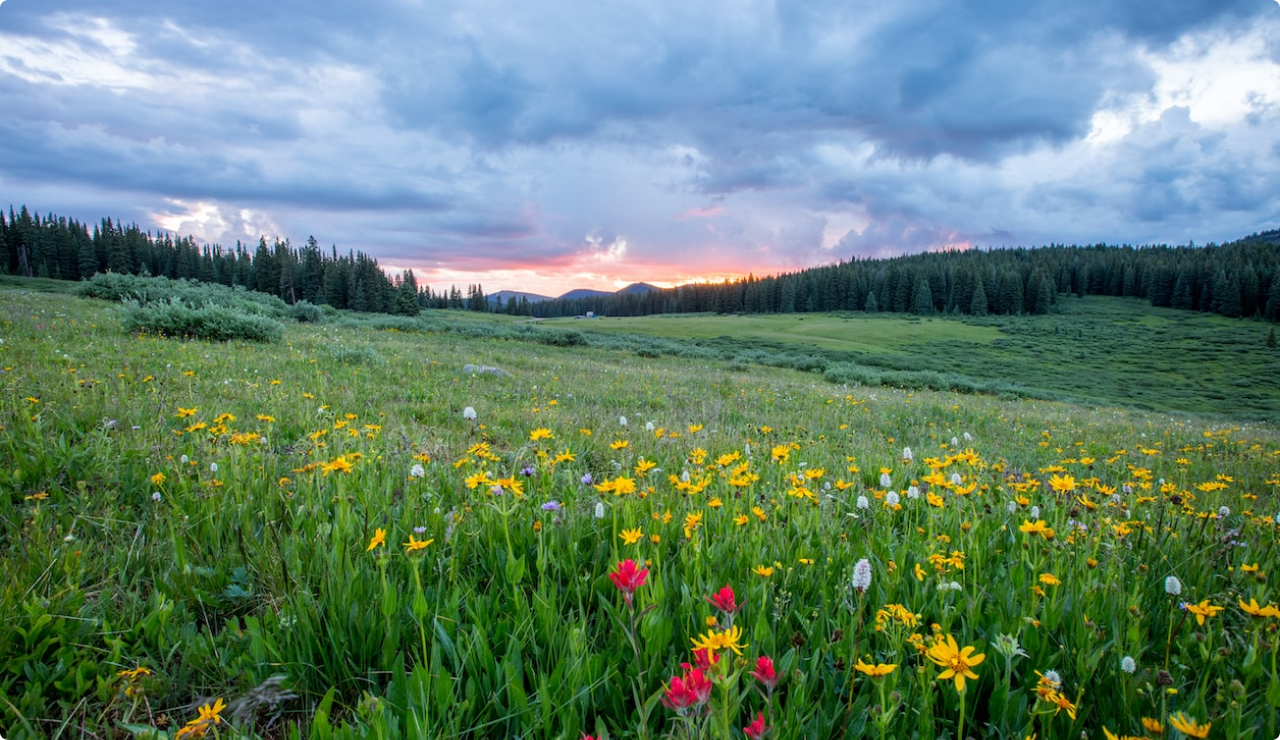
[{"xmin": 2, "ymin": 0, "xmax": 1279, "ymax": 297}]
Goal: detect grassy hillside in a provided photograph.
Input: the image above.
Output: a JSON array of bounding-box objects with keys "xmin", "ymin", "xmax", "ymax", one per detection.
[
  {"xmin": 2, "ymin": 286, "xmax": 1279, "ymax": 740},
  {"xmin": 543, "ymin": 297, "xmax": 1280, "ymax": 419}
]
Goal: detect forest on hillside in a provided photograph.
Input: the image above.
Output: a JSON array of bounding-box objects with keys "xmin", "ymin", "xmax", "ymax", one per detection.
[
  {"xmin": 533, "ymin": 231, "xmax": 1280, "ymax": 322},
  {"xmin": 4, "ymin": 205, "xmax": 1279, "ymax": 323}
]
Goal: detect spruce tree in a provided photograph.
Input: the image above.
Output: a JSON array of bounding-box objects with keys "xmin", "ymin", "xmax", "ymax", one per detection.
[
  {"xmin": 969, "ymin": 277, "xmax": 988, "ymax": 316},
  {"xmin": 911, "ymin": 273, "xmax": 934, "ymax": 315},
  {"xmin": 864, "ymin": 290, "xmax": 879, "ymax": 313}
]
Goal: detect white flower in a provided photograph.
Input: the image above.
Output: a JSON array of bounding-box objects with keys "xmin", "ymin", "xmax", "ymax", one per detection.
[
  {"xmin": 462, "ymin": 406, "xmax": 477, "ymax": 420},
  {"xmin": 1030, "ymin": 505, "xmax": 1040, "ymax": 519},
  {"xmin": 1218, "ymin": 506, "xmax": 1230, "ymax": 518},
  {"xmin": 1006, "ymin": 501, "xmax": 1017, "ymax": 514},
  {"xmin": 856, "ymin": 495, "xmax": 870, "ymax": 510},
  {"xmin": 885, "ymin": 491, "xmax": 900, "ymax": 507},
  {"xmin": 950, "ymin": 472, "xmax": 963, "ymax": 486},
  {"xmin": 1165, "ymin": 576, "xmax": 1182, "ymax": 596},
  {"xmin": 852, "ymin": 558, "xmax": 872, "ymax": 593},
  {"xmin": 619, "ymin": 415, "xmax": 628, "ymax": 427},
  {"xmin": 152, "ymin": 492, "xmax": 162, "ymax": 503},
  {"xmin": 951, "ymin": 436, "xmax": 959, "ymax": 447},
  {"xmin": 645, "ymin": 421, "xmax": 655, "ymax": 431},
  {"xmin": 902, "ymin": 447, "xmax": 914, "ymax": 462},
  {"xmin": 963, "ymin": 432, "xmax": 972, "ymax": 442},
  {"xmin": 744, "ymin": 443, "xmax": 751, "ymax": 457},
  {"xmin": 594, "ymin": 502, "xmax": 605, "ymax": 519},
  {"xmin": 180, "ymin": 454, "xmax": 190, "ymax": 465},
  {"xmin": 879, "ymin": 472, "xmax": 892, "ymax": 488},
  {"xmin": 1121, "ymin": 656, "xmax": 1136, "ymax": 674},
  {"xmin": 409, "ymin": 464, "xmax": 426, "ymax": 478},
  {"xmin": 1041, "ymin": 670, "xmax": 1062, "ymax": 688},
  {"xmin": 210, "ymin": 462, "xmax": 218, "ymax": 473},
  {"xmin": 906, "ymin": 485, "xmax": 920, "ymax": 500}
]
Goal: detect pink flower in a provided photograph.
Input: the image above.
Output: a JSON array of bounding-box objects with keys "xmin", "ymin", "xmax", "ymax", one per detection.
[
  {"xmin": 609, "ymin": 559, "xmax": 649, "ymax": 606},
  {"xmin": 743, "ymin": 710, "xmax": 769, "ymax": 740},
  {"xmin": 660, "ymin": 668, "xmax": 713, "ymax": 713},
  {"xmin": 705, "ymin": 584, "xmax": 741, "ymax": 615},
  {"xmin": 750, "ymin": 656, "xmax": 778, "ymax": 689}
]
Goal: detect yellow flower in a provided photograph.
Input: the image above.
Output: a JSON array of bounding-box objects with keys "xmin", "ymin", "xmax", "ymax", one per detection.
[
  {"xmin": 853, "ymin": 661, "xmax": 897, "ymax": 678},
  {"xmin": 688, "ymin": 423, "xmax": 703, "ymax": 433},
  {"xmin": 619, "ymin": 527, "xmax": 644, "ymax": 545},
  {"xmin": 734, "ymin": 514, "xmax": 750, "ymax": 526},
  {"xmin": 1039, "ymin": 573, "xmax": 1061, "ymax": 587},
  {"xmin": 1238, "ymin": 598, "xmax": 1280, "ymax": 618},
  {"xmin": 753, "ymin": 565, "xmax": 775, "ymax": 577},
  {"xmin": 529, "ymin": 427, "xmax": 553, "ymax": 441},
  {"xmin": 691, "ymin": 625, "xmax": 746, "ymax": 655},
  {"xmin": 1183, "ymin": 599, "xmax": 1224, "ymax": 625},
  {"xmin": 610, "ymin": 440, "xmax": 630, "ymax": 450},
  {"xmin": 367, "ymin": 528, "xmax": 386, "ymax": 551},
  {"xmin": 1141, "ymin": 717, "xmax": 1163, "ymax": 734},
  {"xmin": 404, "ymin": 534, "xmax": 434, "ymax": 552},
  {"xmin": 683, "ymin": 512, "xmax": 704, "ymax": 538},
  {"xmin": 321, "ymin": 456, "xmax": 354, "ymax": 475},
  {"xmin": 175, "ymin": 406, "xmax": 198, "ymax": 418},
  {"xmin": 1168, "ymin": 713, "xmax": 1211, "ymax": 739},
  {"xmin": 926, "ymin": 634, "xmax": 985, "ymax": 693},
  {"xmin": 1047, "ymin": 473, "xmax": 1076, "ymax": 494},
  {"xmin": 150, "ymin": 472, "xmax": 166, "ymax": 486}
]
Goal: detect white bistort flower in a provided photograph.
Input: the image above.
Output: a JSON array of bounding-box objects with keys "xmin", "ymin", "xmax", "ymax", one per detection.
[
  {"xmin": 885, "ymin": 491, "xmax": 900, "ymax": 507},
  {"xmin": 618, "ymin": 415, "xmax": 628, "ymax": 427},
  {"xmin": 1165, "ymin": 576, "xmax": 1182, "ymax": 596},
  {"xmin": 856, "ymin": 495, "xmax": 870, "ymax": 510},
  {"xmin": 879, "ymin": 472, "xmax": 892, "ymax": 488},
  {"xmin": 852, "ymin": 558, "xmax": 872, "ymax": 593},
  {"xmin": 1121, "ymin": 656, "xmax": 1136, "ymax": 674},
  {"xmin": 462, "ymin": 406, "xmax": 477, "ymax": 420},
  {"xmin": 594, "ymin": 502, "xmax": 606, "ymax": 519},
  {"xmin": 902, "ymin": 447, "xmax": 914, "ymax": 462},
  {"xmin": 906, "ymin": 485, "xmax": 920, "ymax": 500},
  {"xmin": 409, "ymin": 464, "xmax": 426, "ymax": 478}
]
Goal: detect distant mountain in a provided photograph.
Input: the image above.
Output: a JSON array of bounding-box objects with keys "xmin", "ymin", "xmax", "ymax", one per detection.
[
  {"xmin": 554, "ymin": 283, "xmax": 659, "ymax": 300},
  {"xmin": 487, "ymin": 290, "xmax": 552, "ymax": 305},
  {"xmin": 617, "ymin": 282, "xmax": 660, "ymax": 294},
  {"xmin": 556, "ymin": 288, "xmax": 614, "ymax": 300}
]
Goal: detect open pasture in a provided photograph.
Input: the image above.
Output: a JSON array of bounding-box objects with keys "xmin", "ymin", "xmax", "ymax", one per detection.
[{"xmin": 1, "ymin": 288, "xmax": 1279, "ymax": 739}]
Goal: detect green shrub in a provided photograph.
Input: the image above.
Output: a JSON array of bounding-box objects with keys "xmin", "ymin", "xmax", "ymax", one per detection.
[{"xmin": 120, "ymin": 299, "xmax": 284, "ymax": 342}]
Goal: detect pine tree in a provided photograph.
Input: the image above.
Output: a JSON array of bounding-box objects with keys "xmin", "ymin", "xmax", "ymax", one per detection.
[
  {"xmin": 1267, "ymin": 327, "xmax": 1276, "ymax": 348},
  {"xmin": 864, "ymin": 290, "xmax": 879, "ymax": 313},
  {"xmin": 969, "ymin": 277, "xmax": 988, "ymax": 316},
  {"xmin": 910, "ymin": 273, "xmax": 934, "ymax": 315}
]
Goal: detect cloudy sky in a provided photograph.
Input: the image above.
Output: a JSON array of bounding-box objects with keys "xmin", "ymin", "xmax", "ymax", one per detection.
[{"xmin": 2, "ymin": 0, "xmax": 1279, "ymax": 296}]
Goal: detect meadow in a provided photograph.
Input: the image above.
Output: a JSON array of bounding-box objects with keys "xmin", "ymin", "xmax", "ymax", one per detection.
[
  {"xmin": 1, "ymin": 284, "xmax": 1279, "ymax": 740},
  {"xmin": 541, "ymin": 297, "xmax": 1280, "ymax": 421}
]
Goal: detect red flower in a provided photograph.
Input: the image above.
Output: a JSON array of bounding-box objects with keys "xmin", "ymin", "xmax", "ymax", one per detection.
[
  {"xmin": 681, "ymin": 647, "xmax": 720, "ymax": 673},
  {"xmin": 660, "ymin": 668, "xmax": 712, "ymax": 713},
  {"xmin": 750, "ymin": 656, "xmax": 778, "ymax": 689},
  {"xmin": 743, "ymin": 710, "xmax": 769, "ymax": 740},
  {"xmin": 705, "ymin": 584, "xmax": 741, "ymax": 615},
  {"xmin": 609, "ymin": 559, "xmax": 649, "ymax": 606}
]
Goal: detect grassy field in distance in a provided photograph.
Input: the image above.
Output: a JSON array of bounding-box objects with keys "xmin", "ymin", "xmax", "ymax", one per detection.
[{"xmin": 543, "ymin": 296, "xmax": 1280, "ymax": 420}]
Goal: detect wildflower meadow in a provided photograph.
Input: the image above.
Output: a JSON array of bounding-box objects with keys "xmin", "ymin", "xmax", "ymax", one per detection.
[{"xmin": 1, "ymin": 287, "xmax": 1278, "ymax": 739}]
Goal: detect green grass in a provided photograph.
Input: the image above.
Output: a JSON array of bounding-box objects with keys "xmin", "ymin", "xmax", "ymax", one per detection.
[
  {"xmin": 543, "ymin": 297, "xmax": 1280, "ymax": 420},
  {"xmin": 2, "ymin": 287, "xmax": 1280, "ymax": 740},
  {"xmin": 541, "ymin": 312, "xmax": 1005, "ymax": 355}
]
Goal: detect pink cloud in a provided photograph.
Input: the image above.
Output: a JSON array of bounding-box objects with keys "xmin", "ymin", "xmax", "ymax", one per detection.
[{"xmin": 674, "ymin": 205, "xmax": 726, "ymax": 221}]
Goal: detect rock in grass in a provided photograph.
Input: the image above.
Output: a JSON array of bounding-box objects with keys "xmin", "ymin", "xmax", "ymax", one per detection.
[{"xmin": 463, "ymin": 363, "xmax": 513, "ymax": 377}]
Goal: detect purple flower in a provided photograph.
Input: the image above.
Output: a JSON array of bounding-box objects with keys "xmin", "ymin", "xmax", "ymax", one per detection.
[
  {"xmin": 541, "ymin": 500, "xmax": 563, "ymax": 512},
  {"xmin": 521, "ymin": 466, "xmax": 536, "ymax": 477},
  {"xmin": 580, "ymin": 473, "xmax": 594, "ymax": 486},
  {"xmin": 414, "ymin": 526, "xmax": 427, "ymax": 534}
]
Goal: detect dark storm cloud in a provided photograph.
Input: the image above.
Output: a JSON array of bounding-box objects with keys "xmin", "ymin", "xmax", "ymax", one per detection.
[{"xmin": 0, "ymin": 0, "xmax": 1276, "ymax": 287}]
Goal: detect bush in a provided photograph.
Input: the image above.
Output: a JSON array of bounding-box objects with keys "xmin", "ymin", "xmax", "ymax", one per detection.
[
  {"xmin": 288, "ymin": 300, "xmax": 324, "ymax": 323},
  {"xmin": 120, "ymin": 299, "xmax": 284, "ymax": 343},
  {"xmin": 79, "ymin": 273, "xmax": 292, "ymax": 319}
]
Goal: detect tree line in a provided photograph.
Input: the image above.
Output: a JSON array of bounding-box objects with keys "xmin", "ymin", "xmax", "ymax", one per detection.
[
  {"xmin": 0, "ymin": 206, "xmax": 489, "ymax": 316},
  {"xmin": 531, "ymin": 232, "xmax": 1280, "ymax": 322},
  {"xmin": 5, "ymin": 205, "xmax": 1278, "ymax": 323}
]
